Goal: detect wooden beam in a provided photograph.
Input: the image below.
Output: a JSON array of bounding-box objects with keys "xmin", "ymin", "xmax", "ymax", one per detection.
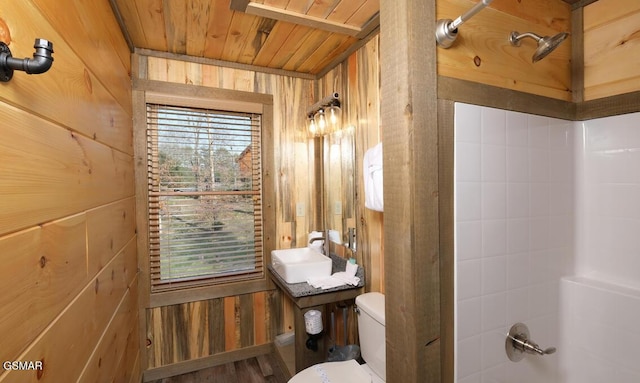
[
  {"xmin": 438, "ymin": 76, "xmax": 576, "ymax": 120},
  {"xmin": 438, "ymin": 74, "xmax": 640, "ymax": 122},
  {"xmin": 142, "ymin": 343, "xmax": 273, "ymax": 381},
  {"xmin": 229, "ymin": 0, "xmax": 250, "ymax": 12},
  {"xmin": 131, "ymin": 53, "xmax": 150, "ymax": 374},
  {"xmin": 571, "ymin": 6, "xmax": 585, "ymax": 103},
  {"xmin": 380, "ymin": 0, "xmax": 441, "ymax": 382},
  {"xmin": 570, "ymin": 0, "xmax": 599, "ymax": 10},
  {"xmin": 576, "ymin": 91, "xmax": 640, "ymax": 120},
  {"xmin": 132, "ymin": 79, "xmax": 274, "ymax": 106},
  {"xmin": 244, "ymin": 3, "xmax": 363, "ymax": 37},
  {"xmin": 135, "ymin": 48, "xmax": 316, "ymax": 80},
  {"xmin": 108, "ymin": 0, "xmax": 134, "ymax": 52},
  {"xmin": 438, "ymin": 100, "xmax": 455, "ymax": 383},
  {"xmin": 315, "ymin": 26, "xmax": 380, "ymax": 79},
  {"xmin": 357, "ymin": 13, "xmax": 380, "ymax": 39}
]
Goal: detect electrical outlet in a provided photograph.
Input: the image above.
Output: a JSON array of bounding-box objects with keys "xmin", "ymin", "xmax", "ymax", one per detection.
[
  {"xmin": 334, "ymin": 201, "xmax": 342, "ymax": 215},
  {"xmin": 296, "ymin": 202, "xmax": 305, "ymax": 217}
]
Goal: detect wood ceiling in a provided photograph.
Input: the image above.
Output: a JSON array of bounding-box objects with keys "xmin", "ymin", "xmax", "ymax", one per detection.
[
  {"xmin": 112, "ymin": 0, "xmax": 379, "ymax": 77},
  {"xmin": 111, "ymin": 0, "xmax": 585, "ymax": 78}
]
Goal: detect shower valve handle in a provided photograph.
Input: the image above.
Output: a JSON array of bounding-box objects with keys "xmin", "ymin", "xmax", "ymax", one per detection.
[
  {"xmin": 511, "ymin": 334, "xmax": 556, "ymax": 355},
  {"xmin": 506, "ymin": 323, "xmax": 556, "ymax": 362}
]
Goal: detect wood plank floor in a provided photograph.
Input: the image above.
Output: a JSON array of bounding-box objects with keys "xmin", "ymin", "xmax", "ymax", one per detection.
[{"xmin": 149, "ymin": 354, "xmax": 289, "ymax": 383}]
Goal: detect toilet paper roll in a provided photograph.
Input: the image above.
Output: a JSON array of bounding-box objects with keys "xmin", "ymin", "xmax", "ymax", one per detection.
[{"xmin": 304, "ymin": 309, "xmax": 323, "ymax": 335}]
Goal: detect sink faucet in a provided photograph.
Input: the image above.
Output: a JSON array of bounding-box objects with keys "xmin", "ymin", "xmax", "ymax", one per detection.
[
  {"xmin": 347, "ymin": 227, "xmax": 356, "ymax": 254},
  {"xmin": 309, "ymin": 230, "xmax": 330, "ymax": 256}
]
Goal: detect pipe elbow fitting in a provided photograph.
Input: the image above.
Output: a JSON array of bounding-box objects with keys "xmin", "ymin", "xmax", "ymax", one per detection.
[
  {"xmin": 22, "ymin": 54, "xmax": 54, "ymax": 75},
  {"xmin": 24, "ymin": 39, "xmax": 54, "ymax": 74},
  {"xmin": 0, "ymin": 38, "xmax": 54, "ymax": 82}
]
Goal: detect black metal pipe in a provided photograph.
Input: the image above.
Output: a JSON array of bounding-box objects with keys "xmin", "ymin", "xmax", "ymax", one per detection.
[{"xmin": 0, "ymin": 38, "xmax": 54, "ymax": 81}]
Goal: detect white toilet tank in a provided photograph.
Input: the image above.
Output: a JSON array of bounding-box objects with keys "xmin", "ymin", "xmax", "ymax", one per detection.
[{"xmin": 355, "ymin": 292, "xmax": 385, "ymax": 380}]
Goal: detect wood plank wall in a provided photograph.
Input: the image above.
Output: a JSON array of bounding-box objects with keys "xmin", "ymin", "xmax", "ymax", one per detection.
[
  {"xmin": 0, "ymin": 1, "xmax": 138, "ymax": 383},
  {"xmin": 136, "ymin": 35, "xmax": 382, "ymax": 375},
  {"xmin": 437, "ymin": 0, "xmax": 572, "ymax": 101},
  {"xmin": 138, "ymin": 54, "xmax": 315, "ymax": 372},
  {"xmin": 315, "ymin": 37, "xmax": 382, "ymax": 347},
  {"xmin": 436, "ymin": 0, "xmax": 640, "ymax": 103},
  {"xmin": 583, "ymin": 0, "xmax": 640, "ymax": 100},
  {"xmin": 317, "ymin": 37, "xmax": 384, "ymax": 294}
]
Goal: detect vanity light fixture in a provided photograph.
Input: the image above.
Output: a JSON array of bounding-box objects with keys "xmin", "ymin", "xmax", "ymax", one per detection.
[{"xmin": 307, "ymin": 93, "xmax": 341, "ymax": 137}]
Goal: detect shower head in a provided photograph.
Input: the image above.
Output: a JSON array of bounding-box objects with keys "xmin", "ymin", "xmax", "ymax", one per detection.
[{"xmin": 509, "ymin": 31, "xmax": 569, "ymax": 63}]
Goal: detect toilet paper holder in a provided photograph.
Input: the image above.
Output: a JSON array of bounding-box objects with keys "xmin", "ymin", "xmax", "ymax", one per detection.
[
  {"xmin": 505, "ymin": 322, "xmax": 556, "ymax": 362},
  {"xmin": 304, "ymin": 309, "xmax": 323, "ymax": 351}
]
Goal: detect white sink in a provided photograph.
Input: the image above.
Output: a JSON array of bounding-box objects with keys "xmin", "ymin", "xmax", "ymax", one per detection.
[{"xmin": 271, "ymin": 247, "xmax": 332, "ymax": 284}]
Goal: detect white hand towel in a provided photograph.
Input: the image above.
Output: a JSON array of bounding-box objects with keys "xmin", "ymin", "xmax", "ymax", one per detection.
[
  {"xmin": 363, "ymin": 142, "xmax": 383, "ymax": 212},
  {"xmin": 307, "ymin": 263, "xmax": 360, "ymax": 289},
  {"xmin": 307, "ymin": 276, "xmax": 346, "ymax": 290},
  {"xmin": 331, "ymin": 272, "xmax": 360, "ymax": 286}
]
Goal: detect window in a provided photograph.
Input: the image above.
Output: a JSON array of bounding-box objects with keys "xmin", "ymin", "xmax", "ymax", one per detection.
[{"xmin": 146, "ymin": 103, "xmax": 264, "ymax": 292}]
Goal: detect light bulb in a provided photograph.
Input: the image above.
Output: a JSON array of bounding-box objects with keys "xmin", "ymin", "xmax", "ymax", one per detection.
[
  {"xmin": 308, "ymin": 116, "xmax": 317, "ymax": 136},
  {"xmin": 317, "ymin": 109, "xmax": 327, "ymax": 134},
  {"xmin": 328, "ymin": 104, "xmax": 341, "ymax": 126}
]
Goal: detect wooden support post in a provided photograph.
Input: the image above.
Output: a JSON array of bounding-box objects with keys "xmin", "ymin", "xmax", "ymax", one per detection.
[
  {"xmin": 438, "ymin": 99, "xmax": 455, "ymax": 383},
  {"xmin": 380, "ymin": 0, "xmax": 441, "ymax": 382},
  {"xmin": 571, "ymin": 7, "xmax": 585, "ymax": 104}
]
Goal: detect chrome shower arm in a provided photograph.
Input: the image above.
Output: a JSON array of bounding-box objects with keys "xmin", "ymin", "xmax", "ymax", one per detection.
[
  {"xmin": 450, "ymin": 0, "xmax": 494, "ymax": 31},
  {"xmin": 509, "ymin": 31, "xmax": 544, "ymax": 46},
  {"xmin": 436, "ymin": 0, "xmax": 494, "ymax": 48}
]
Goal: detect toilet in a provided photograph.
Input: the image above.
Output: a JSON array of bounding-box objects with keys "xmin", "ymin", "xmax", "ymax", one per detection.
[{"xmin": 289, "ymin": 292, "xmax": 386, "ymax": 383}]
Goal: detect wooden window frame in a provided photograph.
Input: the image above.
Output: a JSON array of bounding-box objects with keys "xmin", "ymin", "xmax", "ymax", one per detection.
[{"xmin": 134, "ymin": 80, "xmax": 275, "ymax": 307}]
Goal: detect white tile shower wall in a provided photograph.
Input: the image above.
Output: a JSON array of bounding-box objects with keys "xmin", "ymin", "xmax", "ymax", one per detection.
[
  {"xmin": 575, "ymin": 113, "xmax": 640, "ymax": 290},
  {"xmin": 560, "ymin": 111, "xmax": 640, "ymax": 383},
  {"xmin": 454, "ymin": 103, "xmax": 574, "ymax": 383},
  {"xmin": 559, "ymin": 277, "xmax": 640, "ymax": 383}
]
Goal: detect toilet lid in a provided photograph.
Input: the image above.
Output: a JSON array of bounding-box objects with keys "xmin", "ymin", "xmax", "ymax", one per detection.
[{"xmin": 288, "ymin": 360, "xmax": 372, "ymax": 383}]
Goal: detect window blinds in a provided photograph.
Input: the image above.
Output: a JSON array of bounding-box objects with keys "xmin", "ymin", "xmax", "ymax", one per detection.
[{"xmin": 146, "ymin": 103, "xmax": 263, "ymax": 292}]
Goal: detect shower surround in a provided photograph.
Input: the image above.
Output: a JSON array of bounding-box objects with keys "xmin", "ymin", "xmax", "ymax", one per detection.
[{"xmin": 454, "ymin": 103, "xmax": 640, "ymax": 382}]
